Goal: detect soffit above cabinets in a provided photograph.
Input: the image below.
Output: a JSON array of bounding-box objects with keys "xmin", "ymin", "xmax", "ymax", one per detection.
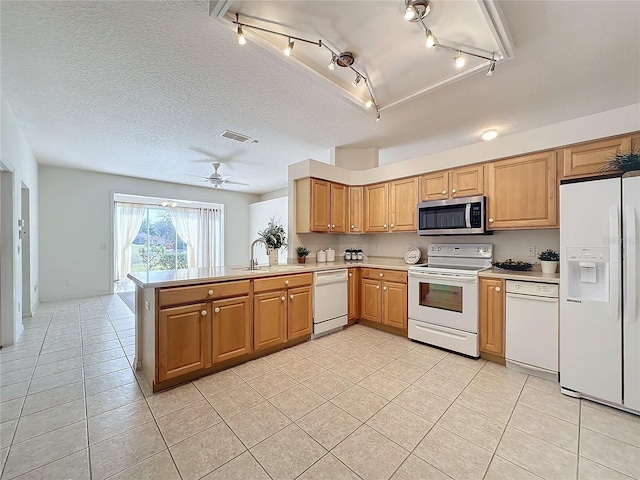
[{"xmin": 211, "ymin": 0, "xmax": 514, "ymax": 111}]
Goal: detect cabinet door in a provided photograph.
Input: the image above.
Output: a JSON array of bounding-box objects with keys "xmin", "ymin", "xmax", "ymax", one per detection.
[
  {"xmin": 348, "ymin": 268, "xmax": 359, "ymax": 323},
  {"xmin": 254, "ymin": 290, "xmax": 286, "ymax": 351},
  {"xmin": 479, "ymin": 278, "xmax": 505, "ymax": 356},
  {"xmin": 382, "ymin": 281, "xmax": 407, "ymax": 329},
  {"xmin": 450, "ymin": 165, "xmax": 483, "ymax": 198},
  {"xmin": 330, "ymin": 183, "xmax": 348, "ymax": 233},
  {"xmin": 364, "ymin": 183, "xmax": 389, "ymax": 233},
  {"xmin": 212, "ymin": 296, "xmax": 252, "ymax": 364},
  {"xmin": 484, "ymin": 151, "xmax": 557, "ymax": 229},
  {"xmin": 158, "ymin": 303, "xmax": 211, "ymax": 382},
  {"xmin": 287, "ymin": 286, "xmax": 312, "ymax": 341},
  {"xmin": 420, "ymin": 171, "xmax": 449, "ymax": 201},
  {"xmin": 310, "ymin": 178, "xmax": 331, "ymax": 232},
  {"xmin": 360, "ymin": 279, "xmax": 381, "ymax": 322},
  {"xmin": 389, "ymin": 177, "xmax": 418, "ymax": 232},
  {"xmin": 349, "ymin": 186, "xmax": 364, "ymax": 233},
  {"xmin": 561, "ymin": 136, "xmax": 632, "ymax": 180}
]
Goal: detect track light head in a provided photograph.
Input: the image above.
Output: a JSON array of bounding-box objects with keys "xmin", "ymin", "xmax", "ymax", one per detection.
[
  {"xmin": 425, "ymin": 29, "xmax": 436, "ymax": 49},
  {"xmin": 283, "ymin": 38, "xmax": 294, "ymax": 56},
  {"xmin": 376, "ymin": 112, "xmax": 381, "ymax": 122},
  {"xmin": 486, "ymin": 59, "xmax": 496, "ymax": 76},
  {"xmin": 237, "ymin": 24, "xmax": 246, "ymax": 45},
  {"xmin": 365, "ymin": 99, "xmax": 373, "ymax": 109},
  {"xmin": 352, "ymin": 74, "xmax": 361, "ymax": 88},
  {"xmin": 328, "ymin": 54, "xmax": 336, "ymax": 70},
  {"xmin": 404, "ymin": 0, "xmax": 431, "ymax": 22},
  {"xmin": 454, "ymin": 52, "xmax": 465, "ymax": 69}
]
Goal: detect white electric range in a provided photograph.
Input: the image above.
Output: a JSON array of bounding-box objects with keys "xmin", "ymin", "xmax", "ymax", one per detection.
[{"xmin": 408, "ymin": 243, "xmax": 493, "ymax": 357}]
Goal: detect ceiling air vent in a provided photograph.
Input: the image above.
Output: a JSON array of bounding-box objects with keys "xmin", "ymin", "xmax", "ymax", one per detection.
[{"xmin": 220, "ymin": 130, "xmax": 251, "ymax": 143}]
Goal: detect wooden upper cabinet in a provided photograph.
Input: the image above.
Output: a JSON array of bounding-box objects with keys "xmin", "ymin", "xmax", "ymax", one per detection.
[
  {"xmin": 286, "ymin": 286, "xmax": 312, "ymax": 341},
  {"xmin": 450, "ymin": 165, "xmax": 483, "ymax": 198},
  {"xmin": 420, "ymin": 171, "xmax": 449, "ymax": 201},
  {"xmin": 310, "ymin": 178, "xmax": 331, "ymax": 232},
  {"xmin": 484, "ymin": 151, "xmax": 557, "ymax": 230},
  {"xmin": 479, "ymin": 277, "xmax": 505, "ymax": 358},
  {"xmin": 349, "ymin": 186, "xmax": 364, "ymax": 233},
  {"xmin": 330, "ymin": 182, "xmax": 348, "ymax": 233},
  {"xmin": 382, "ymin": 281, "xmax": 407, "ymax": 329},
  {"xmin": 364, "ymin": 182, "xmax": 389, "ymax": 232},
  {"xmin": 212, "ymin": 295, "xmax": 252, "ymax": 364},
  {"xmin": 254, "ymin": 290, "xmax": 286, "ymax": 351},
  {"xmin": 389, "ymin": 177, "xmax": 418, "ymax": 232},
  {"xmin": 158, "ymin": 303, "xmax": 211, "ymax": 382},
  {"xmin": 561, "ymin": 135, "xmax": 632, "ymax": 180}
]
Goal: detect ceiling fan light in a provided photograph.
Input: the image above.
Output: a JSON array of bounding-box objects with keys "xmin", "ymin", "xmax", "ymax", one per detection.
[
  {"xmin": 454, "ymin": 52, "xmax": 465, "ymax": 69},
  {"xmin": 283, "ymin": 39, "xmax": 294, "ymax": 56},
  {"xmin": 425, "ymin": 30, "xmax": 436, "ymax": 48},
  {"xmin": 482, "ymin": 129, "xmax": 498, "ymax": 141}
]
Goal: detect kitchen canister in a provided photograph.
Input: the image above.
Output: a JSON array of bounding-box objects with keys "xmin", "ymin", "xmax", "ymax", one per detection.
[
  {"xmin": 345, "ymin": 250, "xmax": 352, "ymax": 261},
  {"xmin": 316, "ymin": 250, "xmax": 327, "ymax": 262},
  {"xmin": 326, "ymin": 248, "xmax": 336, "ymax": 262}
]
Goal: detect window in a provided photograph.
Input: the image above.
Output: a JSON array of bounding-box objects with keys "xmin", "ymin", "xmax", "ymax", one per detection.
[{"xmin": 113, "ymin": 195, "xmax": 224, "ymax": 283}]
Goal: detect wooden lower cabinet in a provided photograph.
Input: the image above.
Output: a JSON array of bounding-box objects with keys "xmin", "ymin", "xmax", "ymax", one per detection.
[
  {"xmin": 479, "ymin": 278, "xmax": 505, "ymax": 360},
  {"xmin": 348, "ymin": 268, "xmax": 359, "ymax": 323},
  {"xmin": 254, "ymin": 290, "xmax": 286, "ymax": 351},
  {"xmin": 158, "ymin": 303, "xmax": 212, "ymax": 382},
  {"xmin": 360, "ymin": 278, "xmax": 382, "ymax": 322},
  {"xmin": 287, "ymin": 286, "xmax": 312, "ymax": 340},
  {"xmin": 212, "ymin": 295, "xmax": 252, "ymax": 363},
  {"xmin": 382, "ymin": 281, "xmax": 407, "ymax": 329}
]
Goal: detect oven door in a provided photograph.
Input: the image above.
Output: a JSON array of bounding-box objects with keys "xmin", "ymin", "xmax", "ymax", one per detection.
[{"xmin": 408, "ymin": 272, "xmax": 479, "ymax": 333}]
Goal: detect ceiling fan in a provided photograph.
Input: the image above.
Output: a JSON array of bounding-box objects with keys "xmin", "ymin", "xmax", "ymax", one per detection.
[{"xmin": 192, "ymin": 162, "xmax": 250, "ymax": 188}]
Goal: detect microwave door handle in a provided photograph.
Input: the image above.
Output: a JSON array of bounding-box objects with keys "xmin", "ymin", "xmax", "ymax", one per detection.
[{"xmin": 465, "ymin": 204, "xmax": 471, "ymax": 228}]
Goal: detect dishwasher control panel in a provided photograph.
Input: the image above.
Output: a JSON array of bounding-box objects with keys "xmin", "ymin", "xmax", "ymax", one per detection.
[{"xmin": 506, "ymin": 280, "xmax": 558, "ymax": 298}]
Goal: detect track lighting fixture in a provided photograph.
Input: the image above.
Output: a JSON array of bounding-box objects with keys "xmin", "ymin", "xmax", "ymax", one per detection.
[
  {"xmin": 283, "ymin": 38, "xmax": 294, "ymax": 57},
  {"xmin": 486, "ymin": 58, "xmax": 496, "ymax": 76},
  {"xmin": 404, "ymin": 0, "xmax": 431, "ymax": 22},
  {"xmin": 328, "ymin": 54, "xmax": 336, "ymax": 70},
  {"xmin": 232, "ymin": 13, "xmax": 379, "ymax": 120},
  {"xmin": 454, "ymin": 52, "xmax": 465, "ymax": 69},
  {"xmin": 425, "ymin": 29, "xmax": 436, "ymax": 48}
]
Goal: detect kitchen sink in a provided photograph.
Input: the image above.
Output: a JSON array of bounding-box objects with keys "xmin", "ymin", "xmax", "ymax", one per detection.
[{"xmin": 231, "ymin": 265, "xmax": 306, "ymax": 273}]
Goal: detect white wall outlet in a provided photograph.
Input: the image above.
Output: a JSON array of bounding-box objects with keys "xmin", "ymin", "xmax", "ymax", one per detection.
[
  {"xmin": 145, "ymin": 301, "xmax": 150, "ymax": 311},
  {"xmin": 34, "ymin": 284, "xmax": 38, "ymax": 293},
  {"xmin": 526, "ymin": 246, "xmax": 536, "ymax": 258}
]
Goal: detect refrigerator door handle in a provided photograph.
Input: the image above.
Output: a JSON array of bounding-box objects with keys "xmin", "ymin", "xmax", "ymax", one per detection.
[
  {"xmin": 625, "ymin": 204, "xmax": 637, "ymax": 324},
  {"xmin": 610, "ymin": 205, "xmax": 621, "ymax": 323}
]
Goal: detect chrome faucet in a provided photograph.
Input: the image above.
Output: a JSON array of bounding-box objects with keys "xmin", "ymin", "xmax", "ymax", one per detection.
[{"xmin": 249, "ymin": 238, "xmax": 266, "ymax": 270}]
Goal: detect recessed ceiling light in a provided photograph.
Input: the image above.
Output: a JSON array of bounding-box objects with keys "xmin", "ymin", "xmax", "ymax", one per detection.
[{"xmin": 482, "ymin": 129, "xmax": 498, "ymax": 141}]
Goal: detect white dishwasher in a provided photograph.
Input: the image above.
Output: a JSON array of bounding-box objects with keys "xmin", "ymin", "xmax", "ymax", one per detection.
[
  {"xmin": 313, "ymin": 269, "xmax": 348, "ymax": 338},
  {"xmin": 505, "ymin": 280, "xmax": 559, "ymax": 381}
]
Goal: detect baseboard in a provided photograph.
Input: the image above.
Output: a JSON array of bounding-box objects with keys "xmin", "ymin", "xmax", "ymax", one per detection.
[{"xmin": 38, "ymin": 290, "xmax": 113, "ymax": 303}]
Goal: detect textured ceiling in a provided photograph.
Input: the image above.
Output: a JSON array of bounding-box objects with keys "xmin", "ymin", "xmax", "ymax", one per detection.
[{"xmin": 1, "ymin": 1, "xmax": 639, "ymax": 194}]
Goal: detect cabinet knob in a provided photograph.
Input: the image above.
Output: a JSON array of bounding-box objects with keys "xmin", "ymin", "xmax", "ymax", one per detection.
[
  {"xmin": 376, "ymin": 285, "xmax": 380, "ymax": 290},
  {"xmin": 489, "ymin": 218, "xmax": 494, "ymax": 223},
  {"xmin": 351, "ymin": 225, "xmax": 355, "ymax": 229},
  {"xmin": 208, "ymin": 289, "xmax": 214, "ymax": 295},
  {"xmin": 290, "ymin": 294, "xmax": 294, "ymax": 299},
  {"xmin": 390, "ymin": 223, "xmax": 394, "ymax": 228},
  {"xmin": 332, "ymin": 224, "xmax": 335, "ymax": 228},
  {"xmin": 383, "ymin": 286, "xmax": 387, "ymax": 291},
  {"xmin": 327, "ymin": 224, "xmax": 331, "ymax": 228},
  {"xmin": 452, "ymin": 188, "xmax": 457, "ymax": 193},
  {"xmin": 379, "ymin": 273, "xmax": 384, "ymax": 277},
  {"xmin": 442, "ymin": 190, "xmax": 447, "ymax": 195},
  {"xmin": 348, "ymin": 273, "xmax": 352, "ymax": 277},
  {"xmin": 495, "ymin": 287, "xmax": 501, "ymax": 292},
  {"xmin": 285, "ymin": 280, "xmax": 290, "ymax": 285},
  {"xmin": 214, "ymin": 307, "xmax": 220, "ymax": 313},
  {"xmin": 281, "ymin": 296, "xmax": 286, "ymax": 301},
  {"xmin": 383, "ymin": 224, "xmax": 388, "ymax": 228},
  {"xmin": 201, "ymin": 310, "xmax": 207, "ymax": 316}
]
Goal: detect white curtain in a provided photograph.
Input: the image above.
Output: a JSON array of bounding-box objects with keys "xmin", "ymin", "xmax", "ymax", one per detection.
[
  {"xmin": 114, "ymin": 203, "xmax": 145, "ymax": 281},
  {"xmin": 169, "ymin": 207, "xmax": 222, "ymax": 269}
]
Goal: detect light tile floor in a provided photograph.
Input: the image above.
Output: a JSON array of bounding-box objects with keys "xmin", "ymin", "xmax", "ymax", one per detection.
[{"xmin": 1, "ymin": 295, "xmax": 639, "ymax": 480}]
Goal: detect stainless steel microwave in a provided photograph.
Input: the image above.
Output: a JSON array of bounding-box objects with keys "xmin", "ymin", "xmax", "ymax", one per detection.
[{"xmin": 417, "ymin": 195, "xmax": 487, "ymax": 235}]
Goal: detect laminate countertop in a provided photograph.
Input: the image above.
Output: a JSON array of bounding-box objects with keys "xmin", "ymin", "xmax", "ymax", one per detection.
[
  {"xmin": 479, "ymin": 268, "xmax": 560, "ymax": 284},
  {"xmin": 128, "ymin": 256, "xmax": 419, "ymax": 288}
]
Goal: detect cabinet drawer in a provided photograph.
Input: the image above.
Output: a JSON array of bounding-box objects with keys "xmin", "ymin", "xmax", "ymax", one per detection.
[
  {"xmin": 253, "ymin": 273, "xmax": 313, "ymax": 293},
  {"xmin": 158, "ymin": 280, "xmax": 251, "ymax": 307},
  {"xmin": 360, "ymin": 268, "xmax": 407, "ymax": 283}
]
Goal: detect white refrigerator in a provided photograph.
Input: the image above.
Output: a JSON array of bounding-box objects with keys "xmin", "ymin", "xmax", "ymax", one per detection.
[{"xmin": 560, "ymin": 172, "xmax": 639, "ymax": 412}]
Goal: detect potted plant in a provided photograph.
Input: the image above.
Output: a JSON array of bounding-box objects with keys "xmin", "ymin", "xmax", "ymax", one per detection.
[
  {"xmin": 296, "ymin": 246, "xmax": 309, "ymax": 264},
  {"xmin": 599, "ymin": 150, "xmax": 640, "ymax": 173},
  {"xmin": 257, "ymin": 217, "xmax": 287, "ymax": 266},
  {"xmin": 538, "ymin": 249, "xmax": 560, "ymax": 274}
]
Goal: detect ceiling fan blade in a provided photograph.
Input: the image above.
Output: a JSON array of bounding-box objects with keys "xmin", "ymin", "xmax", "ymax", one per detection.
[
  {"xmin": 223, "ymin": 180, "xmax": 250, "ymax": 186},
  {"xmin": 185, "ymin": 173, "xmax": 211, "ymax": 180},
  {"xmin": 221, "ymin": 175, "xmax": 232, "ymax": 181}
]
